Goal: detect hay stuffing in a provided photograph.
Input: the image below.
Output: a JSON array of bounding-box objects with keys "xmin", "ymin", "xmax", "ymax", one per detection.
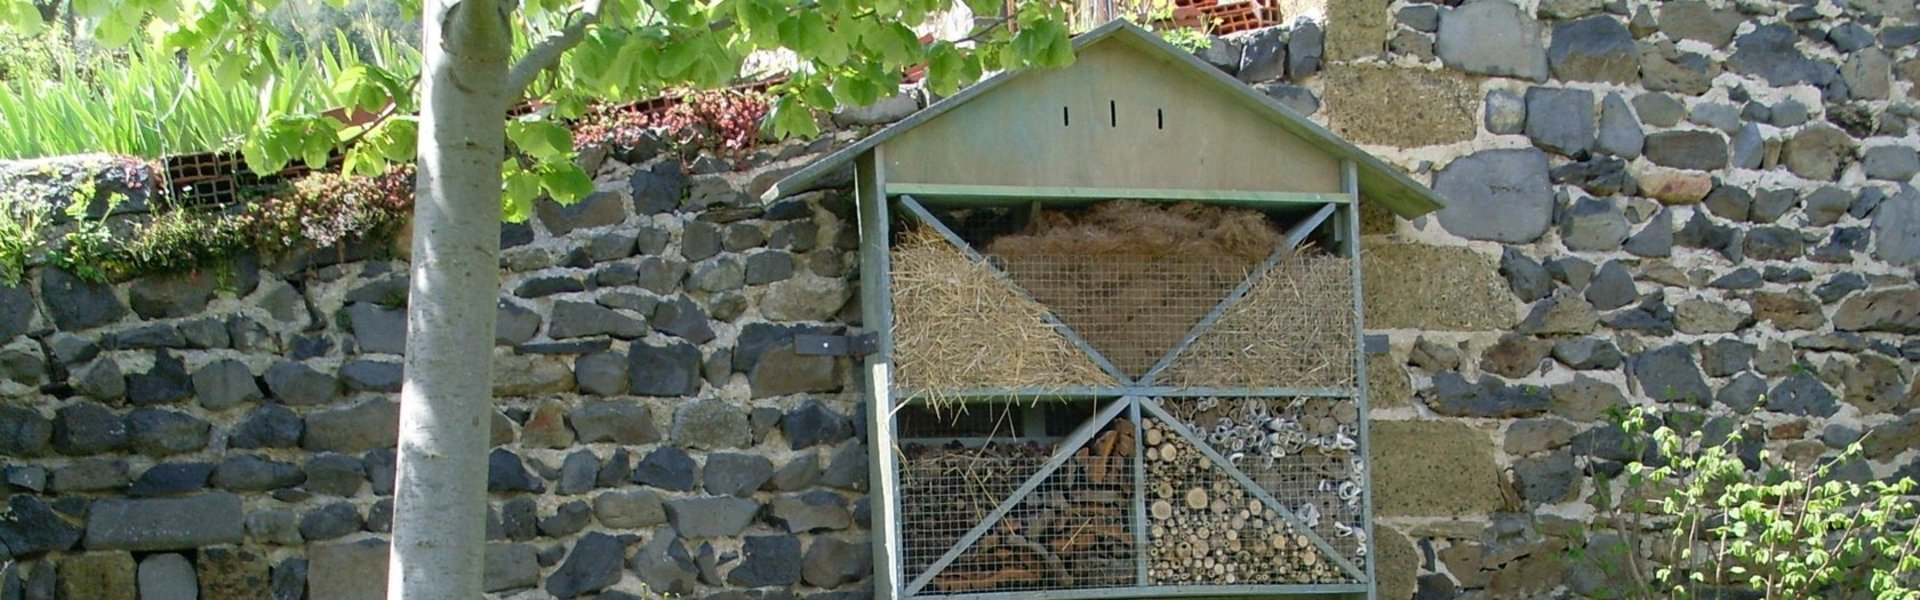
[
  {"xmin": 890, "ymin": 227, "xmax": 1117, "ymax": 392},
  {"xmin": 1158, "ymin": 250, "xmax": 1356, "ymax": 389},
  {"xmin": 985, "ymin": 201, "xmax": 1284, "ymax": 377}
]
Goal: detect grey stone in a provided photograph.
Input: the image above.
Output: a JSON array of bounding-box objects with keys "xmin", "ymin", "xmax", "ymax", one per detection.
[
  {"xmin": 1498, "ymin": 248, "xmax": 1551, "ymax": 303},
  {"xmin": 1731, "ymin": 123, "xmax": 1765, "ymax": 170},
  {"xmin": 573, "ymin": 351, "xmax": 628, "ymax": 396},
  {"xmin": 1584, "ymin": 261, "xmax": 1636, "ymax": 311},
  {"xmin": 1481, "ymin": 333, "xmax": 1552, "ymax": 378},
  {"xmin": 630, "ymin": 533, "xmax": 700, "ymax": 595},
  {"xmin": 1700, "ymin": 339, "xmax": 1754, "ymax": 378},
  {"xmin": 39, "ymin": 267, "xmax": 127, "ymax": 331},
  {"xmin": 803, "ymin": 536, "xmax": 871, "ymax": 588},
  {"xmin": 129, "ymin": 272, "xmax": 216, "ymax": 320},
  {"xmin": 488, "ymin": 449, "xmax": 543, "ymax": 493},
  {"xmin": 1560, "ymin": 197, "xmax": 1629, "ymax": 251},
  {"xmin": 1549, "ymin": 16, "xmax": 1637, "ymax": 83},
  {"xmin": 1770, "ymin": 99, "xmax": 1812, "ymax": 128},
  {"xmin": 1657, "ymin": 0, "xmax": 1741, "ymax": 46},
  {"xmin": 1873, "ymin": 187, "xmax": 1920, "ymax": 264},
  {"xmin": 1552, "ymin": 338, "xmax": 1621, "ymax": 370},
  {"xmin": 513, "ymin": 275, "xmax": 585, "ymax": 298},
  {"xmin": 496, "ymin": 300, "xmax": 541, "ymax": 345},
  {"xmin": 651, "ymin": 295, "xmax": 716, "ymax": 344},
  {"xmin": 784, "ymin": 399, "xmax": 854, "ymax": 450},
  {"xmin": 338, "ymin": 360, "xmax": 402, "ymax": 393},
  {"xmin": 345, "ymin": 302, "xmax": 406, "ymax": 354},
  {"xmin": 1688, "ymin": 102, "xmax": 1742, "ymax": 134},
  {"xmin": 1524, "ymin": 87, "xmax": 1595, "ymax": 156},
  {"xmin": 688, "ymin": 257, "xmax": 746, "ymax": 293},
  {"xmin": 672, "ymin": 398, "xmax": 750, "ymax": 449},
  {"xmin": 1512, "ymin": 450, "xmax": 1577, "ymax": 503},
  {"xmin": 1287, "ymin": 21, "xmax": 1323, "ymax": 79},
  {"xmin": 482, "ymin": 544, "xmax": 539, "ymax": 593},
  {"xmin": 538, "ymin": 501, "xmax": 592, "ymax": 537},
  {"xmin": 1399, "ymin": 5, "xmax": 1440, "ymax": 31},
  {"xmin": 749, "ymin": 344, "xmax": 839, "ymax": 399},
  {"xmin": 302, "ymin": 399, "xmax": 400, "ymax": 453},
  {"xmin": 1744, "ymin": 226, "xmax": 1805, "ymax": 261},
  {"xmin": 1237, "ymin": 27, "xmax": 1287, "ymax": 83},
  {"xmin": 246, "ymin": 509, "xmax": 302, "ymax": 546},
  {"xmin": 705, "ymin": 453, "xmax": 774, "ymax": 497},
  {"xmin": 1595, "ymin": 93, "xmax": 1643, "ymax": 159},
  {"xmin": 213, "ymin": 455, "xmax": 305, "ymax": 491},
  {"xmin": 0, "ymin": 405, "xmax": 51, "ymax": 456},
  {"xmin": 762, "ymin": 275, "xmax": 850, "ymax": 322},
  {"xmin": 745, "ymin": 251, "xmax": 797, "ymax": 285},
  {"xmin": 666, "ymin": 497, "xmax": 760, "ymax": 538},
  {"xmin": 1864, "ymin": 146, "xmax": 1920, "ymax": 182},
  {"xmin": 308, "ymin": 538, "xmax": 388, "ymax": 600},
  {"xmin": 0, "ymin": 495, "xmax": 80, "ymax": 555},
  {"xmin": 125, "ymin": 409, "xmax": 209, "ymax": 457},
  {"xmin": 1730, "ymin": 24, "xmax": 1839, "ymax": 87},
  {"xmin": 1768, "ymin": 372, "xmax": 1839, "ymax": 417},
  {"xmin": 771, "ymin": 456, "xmax": 821, "ymax": 492},
  {"xmin": 192, "ymin": 359, "xmax": 261, "ymax": 410},
  {"xmin": 1842, "ymin": 48, "xmax": 1893, "ymax": 100},
  {"xmin": 548, "ymin": 300, "xmax": 648, "ymax": 339},
  {"xmin": 231, "ymin": 405, "xmax": 301, "ymax": 449},
  {"xmin": 1644, "ymin": 130, "xmax": 1728, "ymax": 171},
  {"xmin": 1703, "ymin": 185, "xmax": 1752, "ymax": 221},
  {"xmin": 73, "ymin": 359, "xmax": 125, "ymax": 401},
  {"xmin": 54, "ymin": 401, "xmax": 127, "ymax": 455},
  {"xmin": 1631, "ymin": 93, "xmax": 1684, "ymax": 128},
  {"xmin": 1434, "ymin": 149, "xmax": 1554, "ymax": 243},
  {"xmin": 1640, "ymin": 41, "xmax": 1717, "ymax": 94},
  {"xmin": 1623, "ymin": 209, "xmax": 1672, "ymax": 257},
  {"xmin": 633, "ymin": 446, "xmax": 698, "ymax": 492},
  {"xmin": 128, "ymin": 462, "xmax": 211, "ymax": 498},
  {"xmin": 594, "ymin": 489, "xmax": 667, "ymax": 528},
  {"xmin": 263, "ymin": 361, "xmax": 338, "ymax": 406},
  {"xmin": 538, "ymin": 191, "xmax": 626, "ymax": 236},
  {"xmin": 126, "ymin": 351, "xmax": 191, "ymax": 406},
  {"xmin": 1438, "ymin": 0, "xmax": 1549, "ymax": 81},
  {"xmin": 1629, "ymin": 345, "xmax": 1711, "ymax": 405},
  {"xmin": 1783, "ymin": 125, "xmax": 1855, "ymax": 181},
  {"xmin": 51, "ymin": 458, "xmax": 128, "ymax": 493},
  {"xmin": 821, "ymin": 441, "xmax": 869, "ymax": 491},
  {"xmin": 0, "ymin": 283, "xmax": 32, "ymax": 340},
  {"xmin": 1518, "ymin": 292, "xmax": 1599, "ymax": 335},
  {"xmin": 569, "ymin": 400, "xmax": 660, "ymax": 444},
  {"xmin": 1428, "ymin": 372, "xmax": 1549, "ymax": 418},
  {"xmin": 1815, "ymin": 273, "xmax": 1868, "ymax": 304},
  {"xmin": 303, "ymin": 453, "xmax": 365, "ymax": 497},
  {"xmin": 1259, "ymin": 83, "xmax": 1320, "ymax": 117},
  {"xmin": 298, "ymin": 502, "xmax": 362, "ymax": 541},
  {"xmin": 1484, "ymin": 90, "xmax": 1526, "ymax": 135},
  {"xmin": 629, "ymin": 340, "xmax": 702, "ymax": 396},
  {"xmin": 137, "ymin": 553, "xmax": 196, "ymax": 600},
  {"xmin": 1748, "ymin": 188, "xmax": 1797, "ymax": 224},
  {"xmin": 728, "ymin": 535, "xmax": 802, "ymax": 587},
  {"xmin": 84, "ymin": 493, "xmax": 243, "ymax": 550},
  {"xmin": 769, "ymin": 491, "xmax": 851, "ymax": 533}
]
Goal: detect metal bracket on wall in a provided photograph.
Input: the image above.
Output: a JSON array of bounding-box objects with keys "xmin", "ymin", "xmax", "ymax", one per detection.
[{"xmin": 794, "ymin": 333, "xmax": 882, "ymax": 357}]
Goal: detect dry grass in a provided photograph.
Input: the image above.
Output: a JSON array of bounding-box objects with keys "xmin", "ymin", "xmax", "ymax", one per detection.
[
  {"xmin": 1360, "ymin": 242, "xmax": 1517, "ymax": 331},
  {"xmin": 1158, "ymin": 251, "xmax": 1357, "ymax": 389},
  {"xmin": 890, "ymin": 227, "xmax": 1117, "ymax": 393}
]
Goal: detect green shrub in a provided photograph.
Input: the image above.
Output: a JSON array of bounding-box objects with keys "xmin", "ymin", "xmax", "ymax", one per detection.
[{"xmin": 1584, "ymin": 407, "xmax": 1920, "ymax": 600}]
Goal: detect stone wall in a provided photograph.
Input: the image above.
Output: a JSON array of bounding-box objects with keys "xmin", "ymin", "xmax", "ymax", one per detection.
[
  {"xmin": 1215, "ymin": 0, "xmax": 1917, "ymax": 598},
  {"xmin": 0, "ymin": 135, "xmax": 879, "ymax": 599},
  {"xmin": 3, "ymin": 1, "xmax": 1919, "ymax": 599}
]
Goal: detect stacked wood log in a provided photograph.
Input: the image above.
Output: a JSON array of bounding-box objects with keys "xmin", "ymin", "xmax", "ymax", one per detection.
[
  {"xmin": 899, "ymin": 441, "xmax": 1050, "ymax": 583},
  {"xmin": 1143, "ymin": 418, "xmax": 1347, "ymax": 584},
  {"xmin": 925, "ymin": 419, "xmax": 1139, "ymax": 593}
]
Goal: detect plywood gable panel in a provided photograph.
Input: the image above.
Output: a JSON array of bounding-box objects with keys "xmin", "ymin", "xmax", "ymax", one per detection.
[{"xmin": 881, "ymin": 39, "xmax": 1343, "ymax": 194}]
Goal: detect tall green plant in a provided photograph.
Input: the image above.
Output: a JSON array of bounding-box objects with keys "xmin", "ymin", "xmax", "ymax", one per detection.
[{"xmin": 1586, "ymin": 407, "xmax": 1920, "ymax": 600}]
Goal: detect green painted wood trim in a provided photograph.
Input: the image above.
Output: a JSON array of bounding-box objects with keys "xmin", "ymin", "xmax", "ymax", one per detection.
[
  {"xmin": 1137, "ymin": 203, "xmax": 1340, "ymax": 385},
  {"xmin": 1343, "ymin": 159, "xmax": 1381, "ymax": 600},
  {"xmin": 857, "ymin": 149, "xmax": 907, "ymax": 600},
  {"xmin": 900, "ymin": 398, "xmax": 1136, "ymax": 597},
  {"xmin": 893, "ymin": 194, "xmax": 1134, "ymax": 383},
  {"xmin": 905, "ymin": 582, "xmax": 1370, "ymax": 600},
  {"xmin": 885, "ymin": 183, "xmax": 1350, "ymax": 206},
  {"xmin": 896, "ymin": 386, "xmax": 1355, "ymax": 402}
]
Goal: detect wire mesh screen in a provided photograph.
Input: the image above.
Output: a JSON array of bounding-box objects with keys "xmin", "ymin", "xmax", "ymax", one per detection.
[
  {"xmin": 889, "ymin": 224, "xmax": 1119, "ymax": 392},
  {"xmin": 897, "ymin": 403, "xmax": 1028, "ymax": 439},
  {"xmin": 1158, "ymin": 397, "xmax": 1368, "ymax": 571},
  {"xmin": 1156, "ymin": 251, "xmax": 1357, "ymax": 389},
  {"xmin": 900, "ymin": 441, "xmax": 1052, "ymax": 585},
  {"xmin": 995, "ymin": 255, "xmax": 1253, "ymax": 379},
  {"xmin": 921, "ymin": 418, "xmax": 1138, "ymax": 594},
  {"xmin": 1141, "ymin": 410, "xmax": 1353, "ymax": 585}
]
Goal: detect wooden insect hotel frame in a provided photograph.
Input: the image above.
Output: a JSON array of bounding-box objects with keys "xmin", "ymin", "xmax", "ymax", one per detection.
[{"xmin": 763, "ymin": 21, "xmax": 1445, "ymax": 600}]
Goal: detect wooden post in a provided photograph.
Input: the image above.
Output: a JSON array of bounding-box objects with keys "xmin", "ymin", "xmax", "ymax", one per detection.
[
  {"xmin": 858, "ymin": 147, "xmax": 904, "ymax": 600},
  {"xmin": 1342, "ymin": 159, "xmax": 1378, "ymax": 600}
]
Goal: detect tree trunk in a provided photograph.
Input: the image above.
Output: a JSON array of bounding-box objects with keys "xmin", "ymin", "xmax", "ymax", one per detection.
[{"xmin": 388, "ymin": 0, "xmax": 513, "ymax": 596}]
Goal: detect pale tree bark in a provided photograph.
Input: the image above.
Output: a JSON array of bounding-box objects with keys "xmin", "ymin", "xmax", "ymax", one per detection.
[{"xmin": 389, "ymin": 0, "xmax": 514, "ymax": 595}]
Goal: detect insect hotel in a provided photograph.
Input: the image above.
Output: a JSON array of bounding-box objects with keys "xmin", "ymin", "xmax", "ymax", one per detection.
[{"xmin": 763, "ymin": 21, "xmax": 1445, "ymax": 600}]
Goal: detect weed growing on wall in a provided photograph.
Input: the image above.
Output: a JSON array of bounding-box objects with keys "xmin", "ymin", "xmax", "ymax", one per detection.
[
  {"xmin": 574, "ymin": 89, "xmax": 772, "ymax": 158},
  {"xmin": 1581, "ymin": 407, "xmax": 1920, "ymax": 600}
]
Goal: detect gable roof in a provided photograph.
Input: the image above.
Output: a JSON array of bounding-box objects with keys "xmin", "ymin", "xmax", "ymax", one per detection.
[{"xmin": 760, "ymin": 20, "xmax": 1445, "ymax": 219}]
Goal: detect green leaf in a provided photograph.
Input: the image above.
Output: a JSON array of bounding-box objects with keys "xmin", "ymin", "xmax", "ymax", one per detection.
[
  {"xmin": 538, "ymin": 163, "xmax": 594, "ymax": 205},
  {"xmin": 506, "ymin": 119, "xmax": 574, "ymax": 159},
  {"xmin": 767, "ymin": 95, "xmax": 819, "ymax": 139},
  {"xmin": 657, "ymin": 38, "xmax": 702, "ymax": 79}
]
